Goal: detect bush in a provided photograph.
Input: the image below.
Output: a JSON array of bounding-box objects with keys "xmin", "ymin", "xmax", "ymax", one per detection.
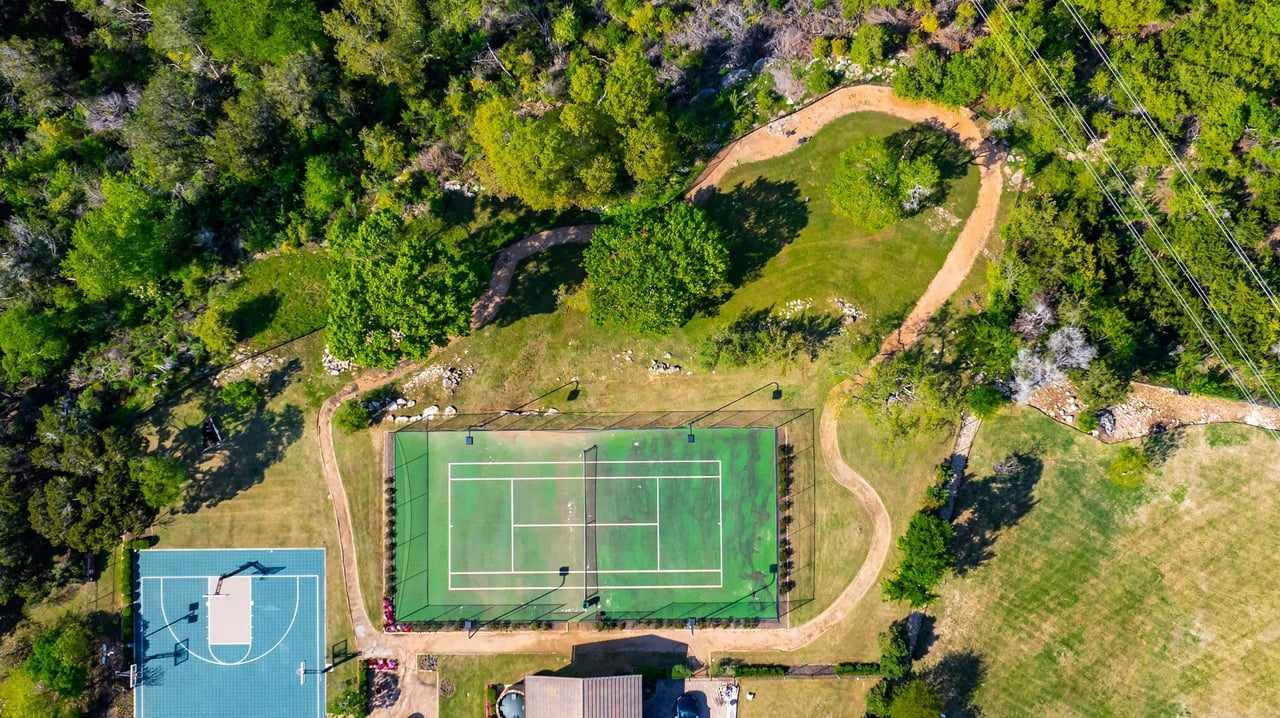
[
  {"xmin": 805, "ymin": 66, "xmax": 836, "ymax": 94},
  {"xmin": 733, "ymin": 664, "xmax": 786, "ymax": 677},
  {"xmin": 220, "ymin": 379, "xmax": 264, "ymax": 412},
  {"xmin": 670, "ymin": 664, "xmax": 693, "ymax": 679},
  {"xmin": 812, "ymin": 36, "xmax": 831, "ymax": 59},
  {"xmin": 849, "ymin": 24, "xmax": 891, "ymax": 66},
  {"xmin": 877, "ymin": 621, "xmax": 911, "ymax": 680},
  {"xmin": 882, "ymin": 512, "xmax": 954, "ymax": 607},
  {"xmin": 334, "ymin": 399, "xmax": 371, "ymax": 434},
  {"xmin": 831, "ymin": 37, "xmax": 849, "ymax": 57},
  {"xmin": 1077, "ymin": 411, "xmax": 1100, "ymax": 432},
  {"xmin": 835, "ymin": 661, "xmax": 881, "ymax": 675},
  {"xmin": 1107, "ymin": 445, "xmax": 1149, "ymax": 489},
  {"xmin": 964, "ymin": 384, "xmax": 1008, "ymax": 419}
]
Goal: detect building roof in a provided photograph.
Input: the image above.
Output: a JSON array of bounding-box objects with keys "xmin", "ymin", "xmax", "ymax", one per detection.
[{"xmin": 524, "ymin": 675, "xmax": 642, "ymax": 718}]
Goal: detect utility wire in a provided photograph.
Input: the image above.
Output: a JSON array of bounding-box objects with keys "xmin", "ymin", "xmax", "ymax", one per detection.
[
  {"xmin": 1059, "ymin": 0, "xmax": 1280, "ymax": 318},
  {"xmin": 982, "ymin": 0, "xmax": 1280, "ymax": 412},
  {"xmin": 969, "ymin": 0, "xmax": 1280, "ymax": 436}
]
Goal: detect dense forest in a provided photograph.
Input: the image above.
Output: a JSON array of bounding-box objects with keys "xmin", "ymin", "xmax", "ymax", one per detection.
[{"xmin": 3, "ymin": 0, "xmax": 1280, "ymax": 713}]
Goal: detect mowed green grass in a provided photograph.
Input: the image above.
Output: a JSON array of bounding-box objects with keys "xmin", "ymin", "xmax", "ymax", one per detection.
[
  {"xmin": 927, "ymin": 409, "xmax": 1280, "ymax": 717},
  {"xmin": 694, "ymin": 111, "xmax": 982, "ymax": 334}
]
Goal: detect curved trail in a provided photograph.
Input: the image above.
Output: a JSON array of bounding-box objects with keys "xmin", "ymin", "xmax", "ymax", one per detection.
[{"xmin": 316, "ymin": 85, "xmax": 1006, "ymax": 674}]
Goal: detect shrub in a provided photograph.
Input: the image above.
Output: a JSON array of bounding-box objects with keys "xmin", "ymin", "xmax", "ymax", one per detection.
[
  {"xmin": 849, "ymin": 24, "xmax": 891, "ymax": 66},
  {"xmin": 220, "ymin": 379, "xmax": 264, "ymax": 412},
  {"xmin": 877, "ymin": 620, "xmax": 911, "ymax": 680},
  {"xmin": 812, "ymin": 36, "xmax": 831, "ymax": 59},
  {"xmin": 831, "ymin": 37, "xmax": 849, "ymax": 57},
  {"xmin": 834, "ymin": 661, "xmax": 881, "ymax": 675},
  {"xmin": 733, "ymin": 664, "xmax": 786, "ymax": 677},
  {"xmin": 805, "ymin": 66, "xmax": 836, "ymax": 94},
  {"xmin": 670, "ymin": 664, "xmax": 693, "ymax": 679},
  {"xmin": 882, "ymin": 512, "xmax": 954, "ymax": 607},
  {"xmin": 965, "ymin": 384, "xmax": 1008, "ymax": 419},
  {"xmin": 334, "ymin": 399, "xmax": 371, "ymax": 433},
  {"xmin": 1077, "ymin": 410, "xmax": 1100, "ymax": 432},
  {"xmin": 1107, "ymin": 445, "xmax": 1149, "ymax": 489}
]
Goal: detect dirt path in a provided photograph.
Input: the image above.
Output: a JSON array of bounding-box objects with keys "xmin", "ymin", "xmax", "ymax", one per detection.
[
  {"xmin": 470, "ymin": 224, "xmax": 597, "ymax": 329},
  {"xmin": 314, "ymin": 84, "xmax": 1008, "ymax": 713}
]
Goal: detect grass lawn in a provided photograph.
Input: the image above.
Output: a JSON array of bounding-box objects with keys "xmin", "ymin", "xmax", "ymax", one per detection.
[
  {"xmin": 926, "ymin": 408, "xmax": 1280, "ymax": 717},
  {"xmin": 737, "ymin": 676, "xmax": 872, "ymax": 718},
  {"xmin": 437, "ymin": 654, "xmax": 569, "ymax": 718},
  {"xmin": 333, "ymin": 425, "xmax": 386, "ymax": 628},
  {"xmin": 210, "ymin": 247, "xmax": 331, "ymax": 351},
  {"xmin": 140, "ymin": 332, "xmax": 359, "ymax": 701},
  {"xmin": 695, "ymin": 111, "xmax": 982, "ymax": 336}
]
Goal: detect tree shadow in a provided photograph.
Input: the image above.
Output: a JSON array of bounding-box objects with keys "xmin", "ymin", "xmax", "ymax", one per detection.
[
  {"xmin": 951, "ymin": 453, "xmax": 1043, "ymax": 576},
  {"xmin": 923, "ymin": 650, "xmax": 986, "ymax": 718},
  {"xmin": 181, "ymin": 403, "xmax": 305, "ymax": 511},
  {"xmin": 700, "ymin": 177, "xmax": 809, "ymax": 286},
  {"xmin": 228, "ymin": 292, "xmax": 282, "ymax": 342},
  {"xmin": 885, "ymin": 121, "xmax": 974, "ymax": 209},
  {"xmin": 494, "ymin": 243, "xmax": 588, "ymax": 327},
  {"xmin": 1141, "ymin": 425, "xmax": 1183, "ymax": 467}
]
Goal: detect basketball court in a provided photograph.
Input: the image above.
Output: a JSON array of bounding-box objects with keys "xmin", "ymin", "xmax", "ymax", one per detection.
[
  {"xmin": 133, "ymin": 548, "xmax": 326, "ymax": 718},
  {"xmin": 394, "ymin": 426, "xmax": 780, "ymax": 622}
]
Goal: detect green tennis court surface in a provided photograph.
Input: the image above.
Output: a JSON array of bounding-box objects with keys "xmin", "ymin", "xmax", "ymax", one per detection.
[
  {"xmin": 134, "ymin": 548, "xmax": 326, "ymax": 718},
  {"xmin": 393, "ymin": 428, "xmax": 779, "ymax": 622}
]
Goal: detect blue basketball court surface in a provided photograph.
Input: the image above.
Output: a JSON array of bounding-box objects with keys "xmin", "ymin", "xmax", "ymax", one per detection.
[{"xmin": 134, "ymin": 548, "xmax": 326, "ymax": 718}]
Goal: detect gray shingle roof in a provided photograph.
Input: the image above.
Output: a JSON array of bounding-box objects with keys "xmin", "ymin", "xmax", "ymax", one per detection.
[{"xmin": 525, "ymin": 675, "xmax": 642, "ymax": 718}]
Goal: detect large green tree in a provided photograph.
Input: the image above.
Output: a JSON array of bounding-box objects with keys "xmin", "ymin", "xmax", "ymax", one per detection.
[
  {"xmin": 326, "ymin": 211, "xmax": 484, "ymax": 367},
  {"xmin": 882, "ymin": 511, "xmax": 955, "ymax": 608},
  {"xmin": 584, "ymin": 202, "xmax": 729, "ymax": 336},
  {"xmin": 887, "ymin": 679, "xmax": 945, "ymax": 718},
  {"xmin": 63, "ymin": 173, "xmax": 180, "ymax": 301},
  {"xmin": 0, "ymin": 303, "xmax": 71, "ymax": 384},
  {"xmin": 827, "ymin": 135, "xmax": 941, "ymax": 231}
]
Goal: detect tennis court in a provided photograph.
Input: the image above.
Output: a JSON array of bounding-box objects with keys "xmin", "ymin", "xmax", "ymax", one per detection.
[
  {"xmin": 394, "ymin": 427, "xmax": 779, "ymax": 622},
  {"xmin": 134, "ymin": 548, "xmax": 326, "ymax": 718}
]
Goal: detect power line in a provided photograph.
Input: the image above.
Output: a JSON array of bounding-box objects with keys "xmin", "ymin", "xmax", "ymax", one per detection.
[
  {"xmin": 984, "ymin": 0, "xmax": 1280, "ymax": 411},
  {"xmin": 1059, "ymin": 0, "xmax": 1280, "ymax": 318},
  {"xmin": 969, "ymin": 0, "xmax": 1280, "ymax": 434}
]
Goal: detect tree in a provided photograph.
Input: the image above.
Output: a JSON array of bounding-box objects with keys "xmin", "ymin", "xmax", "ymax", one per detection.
[
  {"xmin": 323, "ymin": 0, "xmax": 429, "ymax": 93},
  {"xmin": 201, "ymin": 0, "xmax": 325, "ymax": 65},
  {"xmin": 27, "ymin": 406, "xmax": 154, "ymax": 553},
  {"xmin": 887, "ymin": 679, "xmax": 944, "ymax": 718},
  {"xmin": 877, "ymin": 620, "xmax": 912, "ymax": 680},
  {"xmin": 333, "ymin": 399, "xmax": 370, "ymax": 434},
  {"xmin": 326, "ymin": 211, "xmax": 484, "ymax": 367},
  {"xmin": 123, "ymin": 66, "xmax": 214, "ymax": 193},
  {"xmin": 883, "ymin": 511, "xmax": 954, "ymax": 607},
  {"xmin": 584, "ymin": 202, "xmax": 729, "ymax": 336},
  {"xmin": 131, "ymin": 456, "xmax": 188, "ymax": 510},
  {"xmin": 25, "ymin": 620, "xmax": 91, "ymax": 699},
  {"xmin": 0, "ymin": 670, "xmax": 78, "ymax": 718},
  {"xmin": 827, "ymin": 138, "xmax": 905, "ymax": 230},
  {"xmin": 602, "ymin": 47, "xmax": 662, "ymax": 127},
  {"xmin": 189, "ymin": 303, "xmax": 238, "ymax": 358},
  {"xmin": 0, "ymin": 304, "xmax": 71, "ymax": 384},
  {"xmin": 63, "ymin": 173, "xmax": 179, "ymax": 300},
  {"xmin": 964, "ymin": 384, "xmax": 1008, "ymax": 419}
]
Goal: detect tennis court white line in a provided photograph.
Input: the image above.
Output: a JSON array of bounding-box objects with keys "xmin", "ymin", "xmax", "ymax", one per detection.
[
  {"xmin": 513, "ymin": 522, "xmax": 658, "ymax": 528},
  {"xmin": 656, "ymin": 477, "xmax": 661, "ymax": 570},
  {"xmin": 448, "ymin": 582, "xmax": 723, "ymax": 591},
  {"xmin": 448, "ymin": 475, "xmax": 721, "ymax": 481},
  {"xmin": 449, "ymin": 459, "xmax": 722, "ymax": 465},
  {"xmin": 510, "ymin": 480, "xmax": 515, "ymax": 572},
  {"xmin": 450, "ymin": 569, "xmax": 722, "ymax": 575}
]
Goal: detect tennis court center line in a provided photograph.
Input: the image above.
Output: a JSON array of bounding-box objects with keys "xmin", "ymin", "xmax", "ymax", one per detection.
[
  {"xmin": 451, "ymin": 569, "xmax": 721, "ymax": 575},
  {"xmin": 447, "ymin": 475, "xmax": 720, "ymax": 482}
]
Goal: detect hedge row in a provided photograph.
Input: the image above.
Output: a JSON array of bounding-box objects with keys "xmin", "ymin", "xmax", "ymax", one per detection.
[
  {"xmin": 835, "ymin": 662, "xmax": 882, "ymax": 676},
  {"xmin": 733, "ymin": 665, "xmax": 787, "ymax": 677}
]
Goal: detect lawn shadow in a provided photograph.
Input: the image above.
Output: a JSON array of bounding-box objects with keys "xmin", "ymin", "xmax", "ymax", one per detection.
[
  {"xmin": 181, "ymin": 403, "xmax": 305, "ymax": 511},
  {"xmin": 228, "ymin": 291, "xmax": 282, "ymax": 342},
  {"xmin": 951, "ymin": 453, "xmax": 1043, "ymax": 576},
  {"xmin": 701, "ymin": 177, "xmax": 809, "ymax": 286},
  {"xmin": 924, "ymin": 650, "xmax": 986, "ymax": 718},
  {"xmin": 494, "ymin": 243, "xmax": 588, "ymax": 327}
]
